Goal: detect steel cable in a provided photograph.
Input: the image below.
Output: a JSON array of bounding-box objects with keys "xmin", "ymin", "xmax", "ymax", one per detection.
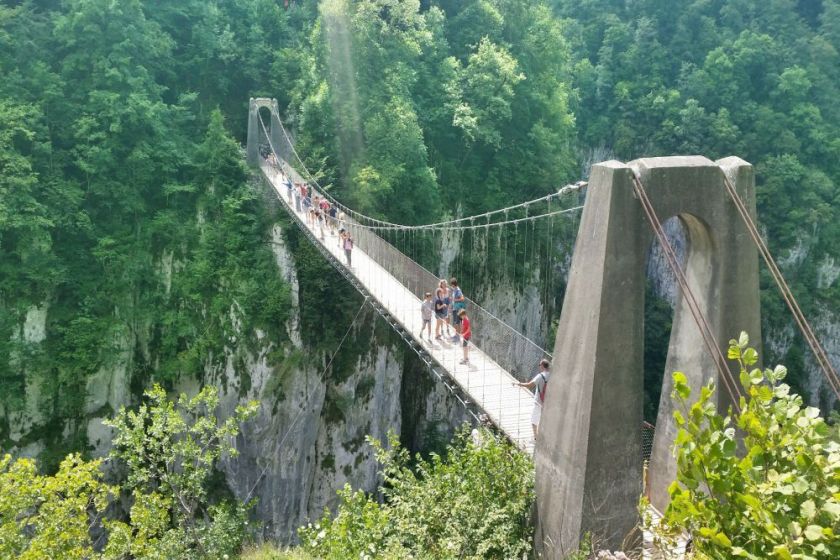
[
  {"xmin": 719, "ymin": 170, "xmax": 840, "ymax": 400},
  {"xmin": 265, "ymin": 111, "xmax": 586, "ymax": 229},
  {"xmin": 631, "ymin": 172, "xmax": 743, "ymax": 411}
]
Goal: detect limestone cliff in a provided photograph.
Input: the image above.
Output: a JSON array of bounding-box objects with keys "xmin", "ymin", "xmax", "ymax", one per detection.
[{"xmin": 1, "ymin": 210, "xmax": 473, "ymax": 543}]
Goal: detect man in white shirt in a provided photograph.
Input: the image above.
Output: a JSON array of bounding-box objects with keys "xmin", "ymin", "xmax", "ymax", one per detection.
[{"xmin": 513, "ymin": 359, "xmax": 551, "ymax": 439}]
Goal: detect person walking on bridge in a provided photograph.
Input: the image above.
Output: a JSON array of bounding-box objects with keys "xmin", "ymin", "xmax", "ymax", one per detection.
[
  {"xmin": 315, "ymin": 205, "xmax": 325, "ymax": 240},
  {"xmin": 449, "ymin": 278, "xmax": 465, "ymax": 342},
  {"xmin": 513, "ymin": 359, "xmax": 551, "ymax": 439},
  {"xmin": 337, "ymin": 212, "xmax": 347, "ymax": 247},
  {"xmin": 342, "ymin": 231, "xmax": 354, "ymax": 267},
  {"xmin": 293, "ymin": 182, "xmax": 302, "ymax": 212},
  {"xmin": 420, "ymin": 292, "xmax": 433, "ymax": 341},
  {"xmin": 433, "ymin": 288, "xmax": 448, "ymax": 340},
  {"xmin": 328, "ymin": 204, "xmax": 337, "ymax": 235},
  {"xmin": 303, "ymin": 191, "xmax": 312, "ymax": 224},
  {"xmin": 283, "ymin": 174, "xmax": 293, "ymax": 203},
  {"xmin": 438, "ymin": 279, "xmax": 452, "ymax": 337},
  {"xmin": 458, "ymin": 309, "xmax": 471, "ymax": 365}
]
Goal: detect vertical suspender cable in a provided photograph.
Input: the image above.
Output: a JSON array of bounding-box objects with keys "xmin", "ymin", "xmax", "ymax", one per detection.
[
  {"xmin": 522, "ymin": 205, "xmax": 529, "ymax": 297},
  {"xmin": 513, "ymin": 220, "xmax": 519, "ymax": 289},
  {"xmin": 503, "ymin": 210, "xmax": 509, "ymax": 285},
  {"xmin": 469, "ymin": 218, "xmax": 476, "ymax": 295},
  {"xmin": 546, "ymin": 214, "xmax": 551, "ymax": 316},
  {"xmin": 485, "ymin": 215, "xmax": 491, "ymax": 299}
]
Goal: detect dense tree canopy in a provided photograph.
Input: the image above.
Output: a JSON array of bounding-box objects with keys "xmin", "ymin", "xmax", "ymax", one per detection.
[{"xmin": 550, "ymin": 0, "xmax": 840, "ymax": 404}]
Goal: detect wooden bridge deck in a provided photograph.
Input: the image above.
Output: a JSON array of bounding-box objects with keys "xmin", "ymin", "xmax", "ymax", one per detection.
[{"xmin": 260, "ymin": 163, "xmax": 537, "ymax": 454}]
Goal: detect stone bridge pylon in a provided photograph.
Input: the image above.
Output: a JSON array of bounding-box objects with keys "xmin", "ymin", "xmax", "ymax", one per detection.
[
  {"xmin": 246, "ymin": 97, "xmax": 283, "ymax": 167},
  {"xmin": 534, "ymin": 156, "xmax": 761, "ymax": 556}
]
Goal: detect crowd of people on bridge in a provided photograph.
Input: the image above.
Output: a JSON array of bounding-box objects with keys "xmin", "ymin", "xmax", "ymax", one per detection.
[
  {"xmin": 263, "ymin": 150, "xmax": 550, "ymax": 440},
  {"xmin": 266, "ymin": 157, "xmax": 354, "ymax": 267},
  {"xmin": 420, "ymin": 277, "xmax": 472, "ymax": 365}
]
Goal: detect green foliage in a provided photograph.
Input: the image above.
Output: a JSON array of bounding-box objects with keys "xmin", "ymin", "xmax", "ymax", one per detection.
[
  {"xmin": 3, "ymin": 4, "xmax": 840, "ymax": 557},
  {"xmin": 0, "ymin": 384, "xmax": 257, "ymax": 559},
  {"xmin": 103, "ymin": 384, "xmax": 258, "ymax": 558},
  {"xmin": 0, "ymin": 453, "xmax": 111, "ymax": 560},
  {"xmin": 300, "ymin": 427, "xmax": 534, "ymax": 559},
  {"xmin": 287, "ymin": 0, "xmax": 578, "ymax": 225},
  {"xmin": 553, "ymin": 0, "xmax": 840, "ymax": 405},
  {"xmin": 0, "ymin": 0, "xmax": 296, "ymax": 453},
  {"xmin": 653, "ymin": 333, "xmax": 840, "ymax": 559}
]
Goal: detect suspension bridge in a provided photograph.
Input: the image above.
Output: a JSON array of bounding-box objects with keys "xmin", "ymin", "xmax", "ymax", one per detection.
[
  {"xmin": 248, "ymin": 98, "xmax": 580, "ymax": 454},
  {"xmin": 246, "ymin": 98, "xmax": 840, "ymax": 555}
]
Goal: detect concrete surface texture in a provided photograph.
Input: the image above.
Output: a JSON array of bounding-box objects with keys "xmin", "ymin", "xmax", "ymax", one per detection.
[{"xmin": 534, "ymin": 156, "xmax": 761, "ymax": 556}]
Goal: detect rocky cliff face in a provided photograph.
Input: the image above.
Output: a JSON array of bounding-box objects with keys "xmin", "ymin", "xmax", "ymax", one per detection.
[
  {"xmin": 1, "ymin": 211, "xmax": 475, "ymax": 543},
  {"xmin": 765, "ymin": 242, "xmax": 840, "ymax": 412},
  {"xmin": 198, "ymin": 223, "xmax": 476, "ymax": 541}
]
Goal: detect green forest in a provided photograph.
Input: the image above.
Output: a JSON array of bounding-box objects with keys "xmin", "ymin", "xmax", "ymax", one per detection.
[{"xmin": 2, "ymin": 0, "xmax": 840, "ymax": 557}]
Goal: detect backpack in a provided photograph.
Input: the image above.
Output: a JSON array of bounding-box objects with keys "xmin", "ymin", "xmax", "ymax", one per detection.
[{"xmin": 538, "ymin": 372, "xmax": 548, "ymax": 404}]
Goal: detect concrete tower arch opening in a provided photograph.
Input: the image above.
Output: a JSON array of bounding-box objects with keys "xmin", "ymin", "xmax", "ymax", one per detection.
[
  {"xmin": 534, "ymin": 156, "xmax": 761, "ymax": 556},
  {"xmin": 246, "ymin": 97, "xmax": 284, "ymax": 167}
]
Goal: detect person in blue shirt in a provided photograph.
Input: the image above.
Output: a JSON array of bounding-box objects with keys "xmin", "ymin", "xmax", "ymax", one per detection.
[{"xmin": 449, "ymin": 277, "xmax": 465, "ymax": 342}]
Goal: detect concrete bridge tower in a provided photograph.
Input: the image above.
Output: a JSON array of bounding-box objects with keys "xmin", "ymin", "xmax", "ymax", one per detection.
[
  {"xmin": 534, "ymin": 156, "xmax": 761, "ymax": 555},
  {"xmin": 246, "ymin": 97, "xmax": 283, "ymax": 167}
]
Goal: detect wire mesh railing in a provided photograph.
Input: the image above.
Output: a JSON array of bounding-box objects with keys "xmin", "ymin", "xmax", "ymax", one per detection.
[
  {"xmin": 257, "ymin": 125, "xmax": 550, "ymax": 450},
  {"xmin": 256, "ymin": 129, "xmax": 552, "ymax": 384},
  {"xmin": 345, "ymin": 221, "xmax": 550, "ymax": 383}
]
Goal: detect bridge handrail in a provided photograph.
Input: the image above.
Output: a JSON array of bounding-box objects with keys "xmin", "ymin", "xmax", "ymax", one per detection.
[
  {"xmin": 269, "ymin": 110, "xmax": 586, "ymax": 230},
  {"xmin": 343, "ymin": 215, "xmax": 552, "ymax": 381},
  {"xmin": 259, "ymin": 115, "xmax": 552, "ymax": 381}
]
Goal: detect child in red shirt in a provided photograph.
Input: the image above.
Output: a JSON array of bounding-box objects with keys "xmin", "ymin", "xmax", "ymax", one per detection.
[{"xmin": 458, "ymin": 309, "xmax": 471, "ymax": 365}]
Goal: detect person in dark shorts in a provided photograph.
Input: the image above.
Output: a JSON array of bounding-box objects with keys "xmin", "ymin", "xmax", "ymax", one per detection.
[
  {"xmin": 458, "ymin": 309, "xmax": 471, "ymax": 365},
  {"xmin": 449, "ymin": 278, "xmax": 465, "ymax": 342},
  {"xmin": 434, "ymin": 288, "xmax": 448, "ymax": 340},
  {"xmin": 310, "ymin": 195, "xmax": 320, "ymax": 227},
  {"xmin": 438, "ymin": 279, "xmax": 452, "ymax": 336},
  {"xmin": 303, "ymin": 191, "xmax": 312, "ymax": 224},
  {"xmin": 328, "ymin": 203, "xmax": 337, "ymax": 235}
]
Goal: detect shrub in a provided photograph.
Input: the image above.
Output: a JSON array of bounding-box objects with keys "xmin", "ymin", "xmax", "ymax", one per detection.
[
  {"xmin": 652, "ymin": 332, "xmax": 840, "ymax": 559},
  {"xmin": 0, "ymin": 384, "xmax": 257, "ymax": 559},
  {"xmin": 239, "ymin": 544, "xmax": 316, "ymax": 560},
  {"xmin": 300, "ymin": 427, "xmax": 534, "ymax": 559},
  {"xmin": 103, "ymin": 384, "xmax": 258, "ymax": 559},
  {"xmin": 0, "ymin": 453, "xmax": 111, "ymax": 560}
]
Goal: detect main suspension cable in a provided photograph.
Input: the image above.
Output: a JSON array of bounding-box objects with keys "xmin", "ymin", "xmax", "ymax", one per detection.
[
  {"xmin": 335, "ymin": 205, "xmax": 584, "ymax": 232},
  {"xmin": 631, "ymin": 172, "xmax": 743, "ymax": 411},
  {"xmin": 719, "ymin": 169, "xmax": 840, "ymax": 400},
  {"xmin": 265, "ymin": 111, "xmax": 587, "ymax": 230}
]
